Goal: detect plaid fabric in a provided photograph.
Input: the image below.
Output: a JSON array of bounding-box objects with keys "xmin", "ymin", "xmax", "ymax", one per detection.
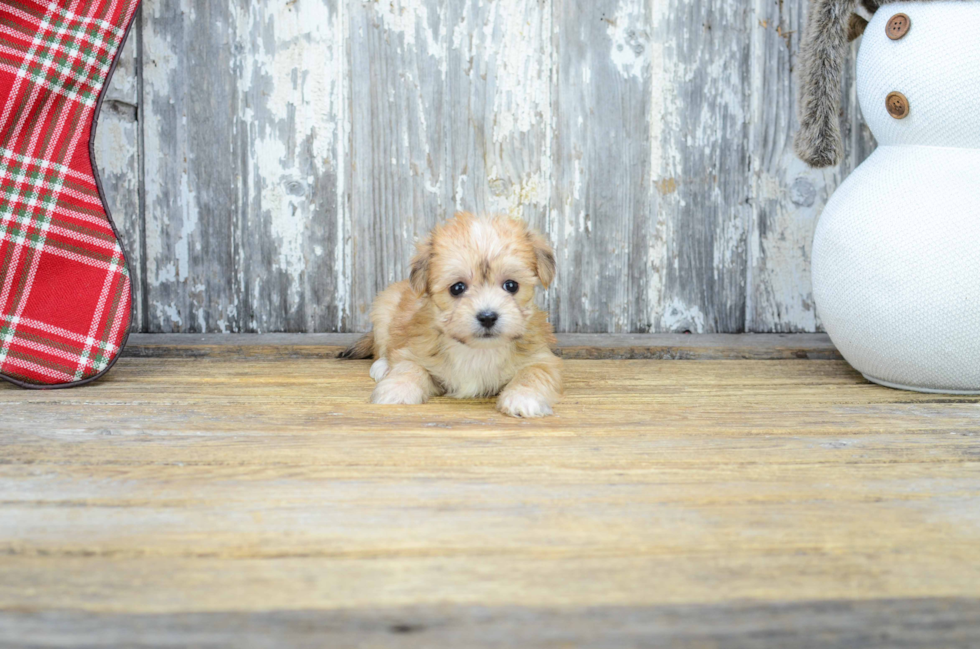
[{"xmin": 0, "ymin": 0, "xmax": 138, "ymax": 387}]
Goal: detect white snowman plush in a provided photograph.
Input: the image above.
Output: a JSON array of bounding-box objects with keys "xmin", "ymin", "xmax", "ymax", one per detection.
[{"xmin": 797, "ymin": 1, "xmax": 980, "ymax": 393}]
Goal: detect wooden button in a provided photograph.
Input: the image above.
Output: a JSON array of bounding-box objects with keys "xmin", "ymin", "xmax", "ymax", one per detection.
[
  {"xmin": 887, "ymin": 13, "xmax": 911, "ymax": 40},
  {"xmin": 886, "ymin": 92, "xmax": 910, "ymax": 119}
]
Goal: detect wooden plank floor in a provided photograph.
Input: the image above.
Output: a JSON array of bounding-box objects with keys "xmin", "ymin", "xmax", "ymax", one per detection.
[{"xmin": 2, "ymin": 336, "xmax": 979, "ymax": 647}]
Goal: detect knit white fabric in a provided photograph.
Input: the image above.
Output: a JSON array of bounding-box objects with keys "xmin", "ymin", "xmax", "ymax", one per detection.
[
  {"xmin": 812, "ymin": 2, "xmax": 980, "ymax": 393},
  {"xmin": 858, "ymin": 3, "xmax": 980, "ymax": 149}
]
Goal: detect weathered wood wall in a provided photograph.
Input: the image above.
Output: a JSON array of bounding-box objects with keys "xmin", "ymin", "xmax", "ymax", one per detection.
[{"xmin": 94, "ymin": 0, "xmax": 874, "ymax": 334}]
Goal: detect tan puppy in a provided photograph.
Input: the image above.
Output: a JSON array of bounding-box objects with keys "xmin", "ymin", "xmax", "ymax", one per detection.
[{"xmin": 340, "ymin": 212, "xmax": 562, "ymax": 418}]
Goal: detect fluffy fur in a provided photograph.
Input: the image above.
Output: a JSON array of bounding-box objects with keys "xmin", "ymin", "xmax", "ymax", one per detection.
[
  {"xmin": 795, "ymin": 0, "xmax": 958, "ymax": 168},
  {"xmin": 341, "ymin": 212, "xmax": 562, "ymax": 418}
]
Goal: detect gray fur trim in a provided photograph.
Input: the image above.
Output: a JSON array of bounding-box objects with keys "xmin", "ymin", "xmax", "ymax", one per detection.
[
  {"xmin": 796, "ymin": 0, "xmax": 852, "ymax": 168},
  {"xmin": 795, "ymin": 0, "xmax": 967, "ymax": 168}
]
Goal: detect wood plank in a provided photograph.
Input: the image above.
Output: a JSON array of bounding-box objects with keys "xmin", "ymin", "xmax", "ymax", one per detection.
[
  {"xmin": 93, "ymin": 19, "xmax": 143, "ymax": 331},
  {"xmin": 348, "ymin": 0, "xmax": 451, "ymax": 331},
  {"xmin": 119, "ymin": 332, "xmax": 843, "ymax": 360},
  {"xmin": 235, "ymin": 0, "xmax": 350, "ymax": 333},
  {"xmin": 140, "ymin": 0, "xmax": 242, "ymax": 333},
  {"xmin": 550, "ymin": 0, "xmax": 654, "ymax": 332},
  {"xmin": 445, "ymin": 0, "xmax": 553, "ymax": 225},
  {"xmin": 746, "ymin": 0, "xmax": 875, "ymax": 332},
  {"xmin": 94, "ymin": 0, "xmax": 886, "ymax": 336},
  {"xmin": 90, "ymin": 0, "xmax": 894, "ymax": 336},
  {"xmin": 2, "ymin": 359, "xmax": 979, "ymax": 609},
  {"xmin": 444, "ymin": 0, "xmax": 555, "ymax": 322},
  {"xmin": 2, "ymin": 599, "xmax": 979, "ymax": 648},
  {"xmin": 2, "ymin": 354, "xmax": 979, "ymax": 643},
  {"xmin": 141, "ymin": 0, "xmax": 348, "ymax": 334},
  {"xmin": 347, "ymin": 0, "xmax": 554, "ymax": 332},
  {"xmin": 653, "ymin": 0, "xmax": 753, "ymax": 333},
  {"xmin": 553, "ymin": 332, "xmax": 841, "ymax": 359}
]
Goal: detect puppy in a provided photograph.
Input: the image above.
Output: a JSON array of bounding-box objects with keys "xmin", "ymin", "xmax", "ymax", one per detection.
[{"xmin": 340, "ymin": 212, "xmax": 562, "ymax": 418}]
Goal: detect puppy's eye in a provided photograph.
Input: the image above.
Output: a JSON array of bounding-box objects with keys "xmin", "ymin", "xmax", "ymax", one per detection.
[
  {"xmin": 450, "ymin": 282, "xmax": 467, "ymax": 297},
  {"xmin": 503, "ymin": 280, "xmax": 519, "ymax": 294}
]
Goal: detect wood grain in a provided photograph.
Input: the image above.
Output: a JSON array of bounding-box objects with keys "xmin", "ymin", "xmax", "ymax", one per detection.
[
  {"xmin": 550, "ymin": 0, "xmax": 652, "ymax": 333},
  {"xmin": 1, "ymin": 349, "xmax": 979, "ymax": 645},
  {"xmin": 93, "ymin": 20, "xmax": 143, "ymax": 330},
  {"xmin": 139, "ymin": 0, "xmax": 348, "ymax": 333},
  {"xmin": 654, "ymin": 0, "xmax": 752, "ymax": 334},
  {"xmin": 3, "ymin": 599, "xmax": 979, "ymax": 648},
  {"xmin": 748, "ymin": 0, "xmax": 823, "ymax": 333},
  {"xmin": 96, "ymin": 0, "xmax": 872, "ymax": 333},
  {"xmin": 118, "ymin": 332, "xmax": 845, "ymax": 360},
  {"xmin": 234, "ymin": 0, "xmax": 350, "ymax": 334},
  {"xmin": 347, "ymin": 0, "xmax": 554, "ymax": 331},
  {"xmin": 348, "ymin": 0, "xmax": 450, "ymax": 331},
  {"xmin": 140, "ymin": 0, "xmax": 243, "ymax": 333},
  {"xmin": 746, "ymin": 1, "xmax": 874, "ymax": 333}
]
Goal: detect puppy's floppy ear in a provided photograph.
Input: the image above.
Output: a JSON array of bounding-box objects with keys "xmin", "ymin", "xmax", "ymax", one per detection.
[
  {"xmin": 409, "ymin": 234, "xmax": 433, "ymax": 295},
  {"xmin": 528, "ymin": 229, "xmax": 556, "ymax": 288}
]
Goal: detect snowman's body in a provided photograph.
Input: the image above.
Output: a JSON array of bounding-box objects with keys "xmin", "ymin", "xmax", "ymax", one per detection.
[{"xmin": 812, "ymin": 1, "xmax": 980, "ymax": 393}]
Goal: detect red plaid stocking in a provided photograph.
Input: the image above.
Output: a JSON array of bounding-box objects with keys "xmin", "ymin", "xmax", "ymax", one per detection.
[{"xmin": 0, "ymin": 0, "xmax": 139, "ymax": 388}]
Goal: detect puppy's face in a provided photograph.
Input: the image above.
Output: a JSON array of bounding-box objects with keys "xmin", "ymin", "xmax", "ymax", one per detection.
[{"xmin": 410, "ymin": 213, "xmax": 555, "ymax": 348}]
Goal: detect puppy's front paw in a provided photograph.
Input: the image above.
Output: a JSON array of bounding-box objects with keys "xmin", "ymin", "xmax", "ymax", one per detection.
[
  {"xmin": 372, "ymin": 377, "xmax": 427, "ymax": 405},
  {"xmin": 369, "ymin": 358, "xmax": 390, "ymax": 382},
  {"xmin": 497, "ymin": 390, "xmax": 554, "ymax": 418}
]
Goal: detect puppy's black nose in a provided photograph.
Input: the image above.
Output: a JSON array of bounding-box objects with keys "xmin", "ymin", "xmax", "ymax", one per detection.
[{"xmin": 477, "ymin": 311, "xmax": 499, "ymax": 329}]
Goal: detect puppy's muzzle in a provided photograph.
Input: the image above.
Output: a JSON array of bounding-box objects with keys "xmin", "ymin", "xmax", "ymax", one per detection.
[{"xmin": 477, "ymin": 311, "xmax": 499, "ymax": 330}]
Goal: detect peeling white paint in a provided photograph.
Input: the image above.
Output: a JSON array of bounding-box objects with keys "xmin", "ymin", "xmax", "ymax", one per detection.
[
  {"xmin": 662, "ymin": 298, "xmax": 706, "ymax": 333},
  {"xmin": 488, "ymin": 168, "xmax": 551, "ymax": 220},
  {"xmin": 607, "ymin": 0, "xmax": 651, "ymax": 79},
  {"xmin": 646, "ymin": 203, "xmax": 669, "ymax": 328},
  {"xmin": 647, "ymin": 1, "xmax": 667, "ymax": 179},
  {"xmin": 154, "ymin": 262, "xmax": 176, "ymax": 285},
  {"xmin": 454, "ymin": 172, "xmax": 468, "ymax": 205},
  {"xmin": 448, "ymin": 0, "xmax": 553, "ymax": 232},
  {"xmin": 158, "ymin": 303, "xmax": 183, "ymax": 328},
  {"xmin": 748, "ymin": 161, "xmax": 824, "ymax": 331},
  {"xmin": 375, "ymin": 0, "xmax": 447, "ymax": 77},
  {"xmin": 141, "ymin": 12, "xmax": 179, "ymax": 295},
  {"xmin": 109, "ymin": 0, "xmax": 863, "ymax": 334},
  {"xmin": 742, "ymin": 0, "xmax": 850, "ymax": 333},
  {"xmin": 487, "ymin": 0, "xmax": 551, "ymax": 143},
  {"xmin": 236, "ymin": 1, "xmax": 342, "ymax": 311},
  {"xmin": 714, "ymin": 205, "xmax": 747, "ymax": 270},
  {"xmin": 175, "ymin": 170, "xmax": 198, "ymax": 283},
  {"xmin": 334, "ymin": 0, "xmax": 351, "ymax": 327},
  {"xmin": 92, "ymin": 30, "xmax": 141, "ymax": 327},
  {"xmin": 94, "ymin": 118, "xmax": 135, "ymax": 178}
]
